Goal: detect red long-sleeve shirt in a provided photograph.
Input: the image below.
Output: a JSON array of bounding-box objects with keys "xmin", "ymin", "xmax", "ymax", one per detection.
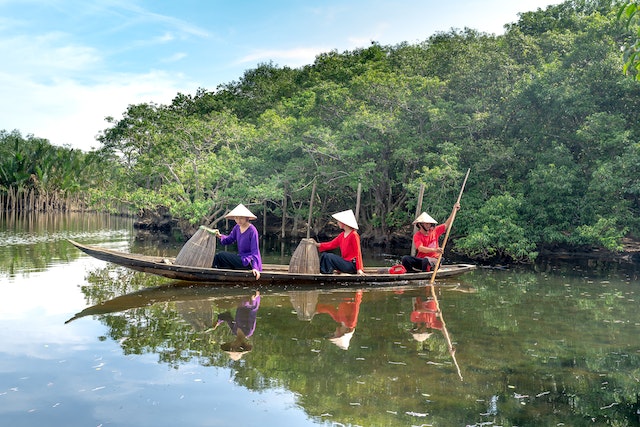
[
  {"xmin": 315, "ymin": 290, "xmax": 363, "ymax": 328},
  {"xmin": 410, "ymin": 298, "xmax": 443, "ymax": 329},
  {"xmin": 414, "ymin": 224, "xmax": 446, "ymax": 259},
  {"xmin": 318, "ymin": 231, "xmax": 364, "ymax": 271}
]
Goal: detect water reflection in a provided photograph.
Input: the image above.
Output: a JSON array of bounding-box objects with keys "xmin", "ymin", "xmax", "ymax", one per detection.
[
  {"xmin": 214, "ymin": 291, "xmax": 261, "ymax": 360},
  {"xmin": 65, "ymin": 269, "xmax": 466, "ymax": 373},
  {"xmin": 424, "ymin": 285, "xmax": 463, "ymax": 381},
  {"xmin": 409, "ymin": 287, "xmax": 443, "ymax": 343},
  {"xmin": 0, "ymin": 211, "xmax": 134, "ymax": 278},
  {"xmin": 289, "ymin": 290, "xmax": 319, "ymax": 321},
  {"xmin": 315, "ymin": 290, "xmax": 363, "ymax": 350},
  {"xmin": 4, "ymin": 213, "xmax": 640, "ymax": 426}
]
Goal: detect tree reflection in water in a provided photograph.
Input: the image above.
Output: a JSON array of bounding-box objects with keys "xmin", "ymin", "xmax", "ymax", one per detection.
[{"xmin": 66, "ymin": 264, "xmax": 640, "ymax": 426}]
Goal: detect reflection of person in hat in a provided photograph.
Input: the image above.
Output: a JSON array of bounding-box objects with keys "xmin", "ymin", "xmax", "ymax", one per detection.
[
  {"xmin": 313, "ymin": 209, "xmax": 365, "ymax": 275},
  {"xmin": 215, "ymin": 291, "xmax": 261, "ymax": 360},
  {"xmin": 401, "ymin": 202, "xmax": 460, "ymax": 272},
  {"xmin": 211, "ymin": 204, "xmax": 262, "ymax": 280},
  {"xmin": 410, "ymin": 293, "xmax": 443, "ymax": 342},
  {"xmin": 214, "ymin": 291, "xmax": 261, "ymax": 338},
  {"xmin": 316, "ymin": 290, "xmax": 363, "ymax": 350},
  {"xmin": 220, "ymin": 328, "xmax": 253, "ymax": 361}
]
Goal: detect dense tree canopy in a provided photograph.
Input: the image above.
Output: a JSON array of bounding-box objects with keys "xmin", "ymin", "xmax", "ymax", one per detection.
[
  {"xmin": 619, "ymin": 0, "xmax": 640, "ymax": 78},
  {"xmin": 3, "ymin": 0, "xmax": 640, "ymax": 263}
]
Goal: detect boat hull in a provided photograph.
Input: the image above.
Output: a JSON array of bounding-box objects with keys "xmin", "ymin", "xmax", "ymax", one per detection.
[{"xmin": 68, "ymin": 240, "xmax": 475, "ymax": 287}]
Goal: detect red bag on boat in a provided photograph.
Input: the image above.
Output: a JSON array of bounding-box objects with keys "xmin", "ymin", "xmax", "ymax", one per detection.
[{"xmin": 389, "ymin": 265, "xmax": 407, "ymax": 274}]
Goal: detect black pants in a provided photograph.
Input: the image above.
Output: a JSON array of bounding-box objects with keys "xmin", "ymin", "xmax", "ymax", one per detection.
[
  {"xmin": 213, "ymin": 252, "xmax": 252, "ymax": 270},
  {"xmin": 320, "ymin": 253, "xmax": 356, "ymax": 274},
  {"xmin": 401, "ymin": 255, "xmax": 433, "ymax": 272}
]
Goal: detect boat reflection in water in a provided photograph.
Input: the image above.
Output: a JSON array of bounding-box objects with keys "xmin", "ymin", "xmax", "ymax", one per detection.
[{"xmin": 65, "ymin": 272, "xmax": 474, "ymax": 425}]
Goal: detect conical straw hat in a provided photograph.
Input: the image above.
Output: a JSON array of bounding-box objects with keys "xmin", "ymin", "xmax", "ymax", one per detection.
[
  {"xmin": 331, "ymin": 209, "xmax": 358, "ymax": 230},
  {"xmin": 328, "ymin": 330, "xmax": 355, "ymax": 350},
  {"xmin": 411, "ymin": 332, "xmax": 434, "ymax": 342},
  {"xmin": 225, "ymin": 204, "xmax": 257, "ymax": 220},
  {"xmin": 412, "ymin": 212, "xmax": 437, "ymax": 224}
]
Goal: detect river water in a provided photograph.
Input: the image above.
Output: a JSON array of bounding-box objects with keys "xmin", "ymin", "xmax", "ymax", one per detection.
[{"xmin": 0, "ymin": 212, "xmax": 639, "ymax": 427}]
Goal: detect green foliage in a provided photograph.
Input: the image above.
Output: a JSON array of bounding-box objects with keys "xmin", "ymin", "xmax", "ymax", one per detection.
[
  {"xmin": 456, "ymin": 194, "xmax": 538, "ymax": 262},
  {"xmin": 0, "ymin": 129, "xmax": 116, "ymax": 201},
  {"xmin": 576, "ymin": 216, "xmax": 628, "ymax": 250},
  {"xmin": 618, "ymin": 0, "xmax": 640, "ymax": 79}
]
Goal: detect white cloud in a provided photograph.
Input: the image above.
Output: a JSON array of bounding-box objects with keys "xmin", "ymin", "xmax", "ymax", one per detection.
[
  {"xmin": 0, "ymin": 24, "xmax": 196, "ymax": 151},
  {"xmin": 163, "ymin": 52, "xmax": 188, "ymax": 63},
  {"xmin": 2, "ymin": 33, "xmax": 101, "ymax": 78},
  {"xmin": 1, "ymin": 69, "xmax": 194, "ymax": 151},
  {"xmin": 237, "ymin": 47, "xmax": 332, "ymax": 68}
]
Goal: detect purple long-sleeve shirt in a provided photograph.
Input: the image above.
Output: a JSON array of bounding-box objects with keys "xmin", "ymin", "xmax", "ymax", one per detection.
[
  {"xmin": 219, "ymin": 223, "xmax": 263, "ymax": 271},
  {"xmin": 233, "ymin": 294, "xmax": 261, "ymax": 337},
  {"xmin": 218, "ymin": 294, "xmax": 261, "ymax": 337}
]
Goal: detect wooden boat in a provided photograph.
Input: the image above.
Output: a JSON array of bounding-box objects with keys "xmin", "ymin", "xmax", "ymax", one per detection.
[{"xmin": 68, "ymin": 239, "xmax": 476, "ymax": 287}]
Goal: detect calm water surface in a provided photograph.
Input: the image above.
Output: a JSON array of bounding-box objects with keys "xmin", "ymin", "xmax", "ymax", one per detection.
[{"xmin": 1, "ymin": 213, "xmax": 639, "ymax": 427}]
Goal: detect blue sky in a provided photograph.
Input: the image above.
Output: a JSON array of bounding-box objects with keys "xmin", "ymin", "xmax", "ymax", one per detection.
[{"xmin": 0, "ymin": 0, "xmax": 562, "ymax": 152}]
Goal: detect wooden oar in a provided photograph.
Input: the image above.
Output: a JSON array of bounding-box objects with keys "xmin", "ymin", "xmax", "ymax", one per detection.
[{"xmin": 429, "ymin": 168, "xmax": 470, "ymax": 285}]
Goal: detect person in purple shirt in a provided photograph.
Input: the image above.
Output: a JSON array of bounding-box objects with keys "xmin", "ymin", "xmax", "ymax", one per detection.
[{"xmin": 211, "ymin": 204, "xmax": 262, "ymax": 280}]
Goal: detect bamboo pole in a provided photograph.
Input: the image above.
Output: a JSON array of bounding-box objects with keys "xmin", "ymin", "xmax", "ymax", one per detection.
[
  {"xmin": 428, "ymin": 285, "xmax": 463, "ymax": 381},
  {"xmin": 355, "ymin": 182, "xmax": 362, "ymax": 220},
  {"xmin": 263, "ymin": 200, "xmax": 267, "ymax": 236},
  {"xmin": 281, "ymin": 189, "xmax": 287, "ymax": 239},
  {"xmin": 306, "ymin": 182, "xmax": 316, "ymax": 238},
  {"xmin": 429, "ymin": 168, "xmax": 470, "ymax": 286},
  {"xmin": 288, "ymin": 181, "xmax": 319, "ymax": 273}
]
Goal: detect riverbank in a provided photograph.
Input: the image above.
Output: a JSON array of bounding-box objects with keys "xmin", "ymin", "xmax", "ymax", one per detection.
[
  {"xmin": 132, "ymin": 210, "xmax": 640, "ymax": 265},
  {"xmin": 538, "ymin": 237, "xmax": 640, "ymax": 264}
]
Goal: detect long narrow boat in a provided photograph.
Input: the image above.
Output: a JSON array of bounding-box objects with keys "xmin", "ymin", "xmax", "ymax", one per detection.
[{"xmin": 68, "ymin": 239, "xmax": 476, "ymax": 287}]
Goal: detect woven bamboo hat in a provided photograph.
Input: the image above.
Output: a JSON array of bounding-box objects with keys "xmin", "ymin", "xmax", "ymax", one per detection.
[
  {"xmin": 225, "ymin": 204, "xmax": 257, "ymax": 220},
  {"xmin": 412, "ymin": 212, "xmax": 437, "ymax": 225},
  {"xmin": 331, "ymin": 209, "xmax": 358, "ymax": 230}
]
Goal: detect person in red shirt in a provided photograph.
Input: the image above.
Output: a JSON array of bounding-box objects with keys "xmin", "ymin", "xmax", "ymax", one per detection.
[
  {"xmin": 314, "ymin": 209, "xmax": 365, "ymax": 275},
  {"xmin": 402, "ymin": 202, "xmax": 460, "ymax": 272}
]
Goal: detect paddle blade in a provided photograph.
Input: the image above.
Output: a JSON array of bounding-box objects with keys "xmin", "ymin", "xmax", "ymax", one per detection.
[
  {"xmin": 288, "ymin": 238, "xmax": 320, "ymax": 274},
  {"xmin": 175, "ymin": 228, "xmax": 217, "ymax": 267}
]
